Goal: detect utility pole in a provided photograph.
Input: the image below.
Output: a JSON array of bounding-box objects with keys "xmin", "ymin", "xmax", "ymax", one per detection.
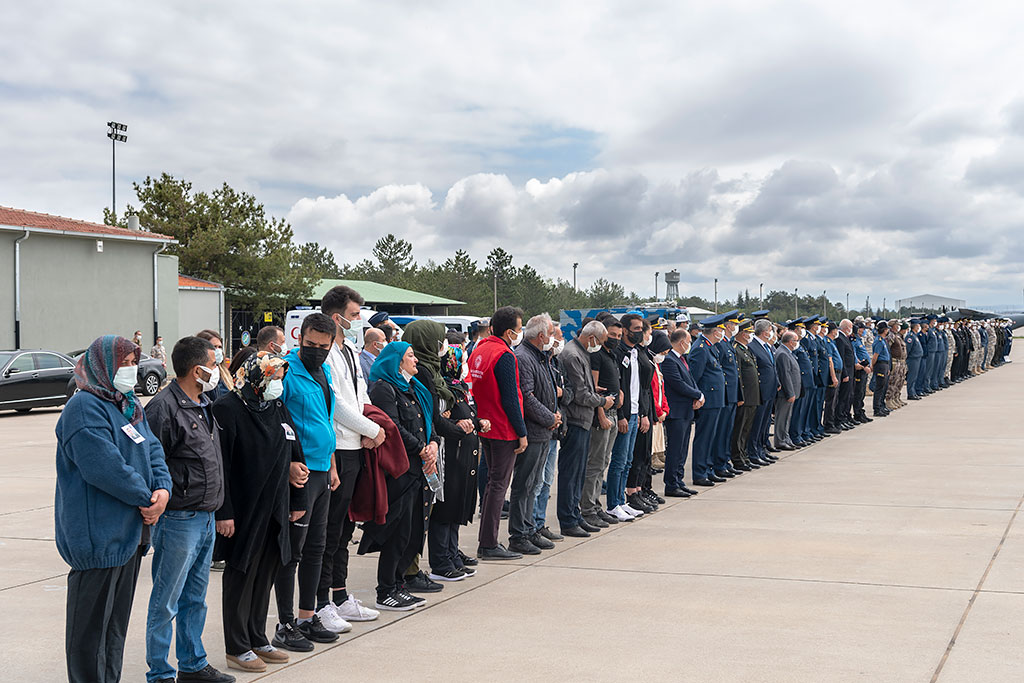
[
  {"xmin": 822, "ymin": 290, "xmax": 827, "ymax": 317},
  {"xmin": 572, "ymin": 262, "xmax": 578, "ymax": 292},
  {"xmin": 714, "ymin": 278, "xmax": 718, "ymax": 313},
  {"xmin": 759, "ymin": 283, "xmax": 763, "ymax": 309},
  {"xmin": 493, "ymin": 270, "xmax": 498, "ymax": 311},
  {"xmin": 846, "ymin": 292, "xmax": 850, "ymax": 312},
  {"xmin": 883, "ymin": 297, "xmax": 886, "ymax": 317},
  {"xmin": 795, "ymin": 288, "xmax": 799, "ymax": 318},
  {"xmin": 655, "ymin": 271, "xmax": 659, "ymax": 300}
]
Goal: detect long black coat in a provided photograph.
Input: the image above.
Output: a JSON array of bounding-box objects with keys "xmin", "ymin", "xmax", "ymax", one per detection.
[
  {"xmin": 211, "ymin": 393, "xmax": 306, "ymax": 572},
  {"xmin": 431, "ymin": 389, "xmax": 481, "ymax": 525}
]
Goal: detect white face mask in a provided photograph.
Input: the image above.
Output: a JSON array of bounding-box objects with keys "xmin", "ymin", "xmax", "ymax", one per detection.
[
  {"xmin": 438, "ymin": 339, "xmax": 450, "ymax": 358},
  {"xmin": 653, "ymin": 353, "xmax": 667, "ymax": 364},
  {"xmin": 550, "ymin": 338, "xmax": 563, "ymax": 356},
  {"xmin": 198, "ymin": 366, "xmax": 220, "ymax": 392},
  {"xmin": 214, "ymin": 348, "xmax": 224, "ymax": 365},
  {"xmin": 510, "ymin": 330, "xmax": 524, "ymax": 347},
  {"xmin": 113, "ymin": 365, "xmax": 137, "ymax": 395},
  {"xmin": 542, "ymin": 336, "xmax": 555, "ymax": 352},
  {"xmin": 641, "ymin": 336, "xmax": 652, "ymax": 347},
  {"xmin": 586, "ymin": 339, "xmax": 601, "ymax": 353},
  {"xmin": 263, "ymin": 379, "xmax": 284, "ymax": 401}
]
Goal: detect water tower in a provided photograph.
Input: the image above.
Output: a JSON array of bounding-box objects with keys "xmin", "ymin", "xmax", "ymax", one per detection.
[{"xmin": 664, "ymin": 269, "xmax": 680, "ymax": 300}]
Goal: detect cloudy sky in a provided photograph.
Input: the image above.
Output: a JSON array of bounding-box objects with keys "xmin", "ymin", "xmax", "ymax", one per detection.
[{"xmin": 3, "ymin": 1, "xmax": 1023, "ymax": 308}]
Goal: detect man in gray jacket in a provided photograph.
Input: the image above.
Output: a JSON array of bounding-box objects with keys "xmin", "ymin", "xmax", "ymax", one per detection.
[
  {"xmin": 558, "ymin": 320, "xmax": 615, "ymax": 537},
  {"xmin": 774, "ymin": 331, "xmax": 801, "ymax": 450},
  {"xmin": 509, "ymin": 314, "xmax": 561, "ymax": 555}
]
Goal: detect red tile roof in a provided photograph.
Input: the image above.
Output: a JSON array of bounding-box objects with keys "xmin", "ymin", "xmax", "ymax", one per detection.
[
  {"xmin": 179, "ymin": 275, "xmax": 224, "ymax": 289},
  {"xmin": 0, "ymin": 205, "xmax": 174, "ymax": 241}
]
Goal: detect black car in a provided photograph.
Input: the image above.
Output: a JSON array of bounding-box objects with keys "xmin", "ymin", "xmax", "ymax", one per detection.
[
  {"xmin": 65, "ymin": 350, "xmax": 167, "ymax": 398},
  {"xmin": 0, "ymin": 350, "xmax": 77, "ymax": 413}
]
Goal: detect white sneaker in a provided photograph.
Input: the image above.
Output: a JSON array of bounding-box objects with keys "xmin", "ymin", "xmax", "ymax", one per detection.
[
  {"xmin": 334, "ymin": 594, "xmax": 380, "ymax": 622},
  {"xmin": 621, "ymin": 503, "xmax": 644, "ymax": 518},
  {"xmin": 608, "ymin": 505, "xmax": 634, "ymax": 522},
  {"xmin": 316, "ymin": 603, "xmax": 352, "ymax": 633}
]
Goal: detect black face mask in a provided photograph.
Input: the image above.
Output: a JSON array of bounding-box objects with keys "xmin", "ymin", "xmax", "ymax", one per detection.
[
  {"xmin": 604, "ymin": 338, "xmax": 618, "ymax": 350},
  {"xmin": 300, "ymin": 345, "xmax": 330, "ymax": 372},
  {"xmin": 627, "ymin": 330, "xmax": 644, "ymax": 345}
]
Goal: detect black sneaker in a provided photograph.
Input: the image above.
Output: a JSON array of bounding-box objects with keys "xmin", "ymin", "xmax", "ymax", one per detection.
[
  {"xmin": 508, "ymin": 537, "xmax": 542, "ymax": 555},
  {"xmin": 457, "ymin": 564, "xmax": 477, "ymax": 577},
  {"xmin": 396, "ymin": 587, "xmax": 426, "ymax": 607},
  {"xmin": 530, "ymin": 531, "xmax": 556, "ymax": 549},
  {"xmin": 177, "ymin": 664, "xmax": 236, "ymax": 682},
  {"xmin": 404, "ymin": 570, "xmax": 444, "ymax": 593},
  {"xmin": 272, "ymin": 621, "xmax": 315, "ymax": 652},
  {"xmin": 428, "ymin": 568, "xmax": 467, "ymax": 582},
  {"xmin": 296, "ymin": 615, "xmax": 339, "ymax": 643},
  {"xmin": 457, "ymin": 550, "xmax": 479, "ymax": 567},
  {"xmin": 538, "ymin": 526, "xmax": 564, "ymax": 541},
  {"xmin": 375, "ymin": 590, "xmax": 417, "ymax": 612},
  {"xmin": 210, "ymin": 560, "xmax": 226, "ymax": 572}
]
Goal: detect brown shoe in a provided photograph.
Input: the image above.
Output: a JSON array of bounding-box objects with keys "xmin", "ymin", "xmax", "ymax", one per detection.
[
  {"xmin": 255, "ymin": 646, "xmax": 289, "ymax": 664},
  {"xmin": 226, "ymin": 653, "xmax": 267, "ymax": 672}
]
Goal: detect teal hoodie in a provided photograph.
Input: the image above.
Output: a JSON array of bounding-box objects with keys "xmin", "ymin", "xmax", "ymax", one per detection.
[{"xmin": 282, "ymin": 347, "xmax": 337, "ymax": 471}]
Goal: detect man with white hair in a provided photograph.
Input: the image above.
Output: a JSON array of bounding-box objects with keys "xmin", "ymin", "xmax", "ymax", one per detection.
[
  {"xmin": 558, "ymin": 321, "xmax": 615, "ymax": 536},
  {"xmin": 509, "ymin": 314, "xmax": 561, "ymax": 555}
]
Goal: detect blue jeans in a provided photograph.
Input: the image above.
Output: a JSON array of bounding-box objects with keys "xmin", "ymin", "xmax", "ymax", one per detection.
[
  {"xmin": 606, "ymin": 414, "xmax": 639, "ymax": 510},
  {"xmin": 146, "ymin": 510, "xmax": 215, "ymax": 682},
  {"xmin": 532, "ymin": 440, "xmax": 558, "ymax": 529}
]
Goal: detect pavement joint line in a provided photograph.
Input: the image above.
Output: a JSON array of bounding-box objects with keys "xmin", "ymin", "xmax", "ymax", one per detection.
[
  {"xmin": 930, "ymin": 494, "xmax": 1024, "ymax": 682},
  {"xmin": 0, "ymin": 573, "xmax": 66, "ymax": 593},
  {"xmin": 0, "ymin": 535, "xmax": 54, "ymax": 542},
  {"xmin": 524, "ymin": 562, "xmax": 982, "ymax": 594},
  {"xmin": 0, "ymin": 505, "xmax": 53, "ymax": 517},
  {"xmin": 689, "ymin": 498, "xmax": 1020, "ymax": 512}
]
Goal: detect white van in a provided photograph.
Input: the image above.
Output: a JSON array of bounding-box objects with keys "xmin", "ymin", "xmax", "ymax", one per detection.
[
  {"xmin": 388, "ymin": 315, "xmax": 483, "ymax": 335},
  {"xmin": 284, "ymin": 307, "xmax": 376, "ymax": 351}
]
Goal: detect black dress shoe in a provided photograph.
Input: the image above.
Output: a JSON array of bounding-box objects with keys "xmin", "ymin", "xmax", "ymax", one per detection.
[
  {"xmin": 766, "ymin": 444, "xmax": 780, "ymax": 453},
  {"xmin": 404, "ymin": 570, "xmax": 444, "ymax": 593},
  {"xmin": 709, "ymin": 473, "xmax": 727, "ymax": 483},
  {"xmin": 734, "ymin": 463, "xmax": 752, "ymax": 472},
  {"xmin": 537, "ymin": 526, "xmax": 563, "ymax": 542},
  {"xmin": 596, "ymin": 509, "xmax": 620, "ymax": 525},
  {"xmin": 508, "ymin": 537, "xmax": 543, "ymax": 555},
  {"xmin": 681, "ymin": 486, "xmax": 699, "ymax": 495},
  {"xmin": 582, "ymin": 514, "xmax": 610, "ymax": 529},
  {"xmin": 665, "ymin": 488, "xmax": 691, "ymax": 497},
  {"xmin": 458, "ymin": 549, "xmax": 480, "ymax": 566},
  {"xmin": 746, "ymin": 460, "xmax": 761, "ymax": 469},
  {"xmin": 530, "ymin": 532, "xmax": 556, "ymax": 549},
  {"xmin": 579, "ymin": 519, "xmax": 602, "ymax": 532},
  {"xmin": 693, "ymin": 479, "xmax": 715, "ymax": 487},
  {"xmin": 627, "ymin": 493, "xmax": 655, "ymax": 513},
  {"xmin": 778, "ymin": 443, "xmax": 795, "ymax": 451},
  {"xmin": 714, "ymin": 470, "xmax": 735, "ymax": 479},
  {"xmin": 560, "ymin": 526, "xmax": 591, "ymax": 538}
]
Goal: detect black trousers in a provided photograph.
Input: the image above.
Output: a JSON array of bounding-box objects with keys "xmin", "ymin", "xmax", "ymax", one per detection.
[
  {"xmin": 66, "ymin": 546, "xmax": 144, "ymax": 683},
  {"xmin": 730, "ymin": 404, "xmax": 757, "ymax": 466},
  {"xmin": 853, "ymin": 368, "xmax": 869, "ymax": 418},
  {"xmin": 872, "ymin": 362, "xmax": 890, "ymax": 414},
  {"xmin": 837, "ymin": 377, "xmax": 853, "ymax": 422},
  {"xmin": 317, "ymin": 450, "xmax": 362, "ymax": 607},
  {"xmin": 626, "ymin": 422, "xmax": 652, "ymax": 489},
  {"xmin": 276, "ymin": 469, "xmax": 331, "ymax": 622},
  {"xmin": 223, "ymin": 523, "xmax": 282, "ymax": 656},
  {"xmin": 478, "ymin": 439, "xmax": 517, "ymax": 549},
  {"xmin": 375, "ymin": 488, "xmax": 415, "ymax": 598},
  {"xmin": 398, "ymin": 482, "xmax": 429, "ymax": 583},
  {"xmin": 823, "ymin": 383, "xmax": 838, "ymax": 427}
]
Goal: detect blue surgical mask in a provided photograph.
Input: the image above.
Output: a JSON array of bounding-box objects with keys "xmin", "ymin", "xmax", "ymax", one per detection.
[
  {"xmin": 214, "ymin": 348, "xmax": 224, "ymax": 365},
  {"xmin": 112, "ymin": 366, "xmax": 137, "ymax": 395}
]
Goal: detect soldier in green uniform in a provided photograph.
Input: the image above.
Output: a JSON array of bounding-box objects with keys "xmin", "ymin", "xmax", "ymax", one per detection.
[{"xmin": 729, "ymin": 319, "xmax": 760, "ymax": 472}]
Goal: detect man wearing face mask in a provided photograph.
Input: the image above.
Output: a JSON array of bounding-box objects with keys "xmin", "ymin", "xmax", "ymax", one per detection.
[
  {"xmin": 273, "ymin": 313, "xmax": 340, "ymax": 650},
  {"xmin": 314, "ymin": 287, "xmax": 385, "ymax": 632},
  {"xmin": 256, "ymin": 326, "xmax": 287, "ymax": 356},
  {"xmin": 196, "ymin": 330, "xmax": 233, "ymax": 402},
  {"xmin": 144, "ymin": 337, "xmax": 234, "ymax": 683},
  {"xmin": 469, "ymin": 306, "xmax": 529, "ymax": 560}
]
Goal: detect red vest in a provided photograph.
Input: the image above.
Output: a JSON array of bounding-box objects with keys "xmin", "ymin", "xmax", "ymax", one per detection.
[{"xmin": 469, "ymin": 336, "xmax": 523, "ymax": 441}]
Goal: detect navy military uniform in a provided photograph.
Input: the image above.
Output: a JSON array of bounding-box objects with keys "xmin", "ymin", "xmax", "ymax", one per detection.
[
  {"xmin": 851, "ymin": 324, "xmax": 872, "ymax": 421},
  {"xmin": 871, "ymin": 322, "xmax": 892, "ymax": 416},
  {"xmin": 788, "ymin": 318, "xmax": 815, "ymax": 445},
  {"xmin": 905, "ymin": 321, "xmax": 924, "ymax": 399},
  {"xmin": 689, "ymin": 314, "xmax": 727, "ymax": 485},
  {"xmin": 713, "ymin": 311, "xmax": 743, "ymax": 477}
]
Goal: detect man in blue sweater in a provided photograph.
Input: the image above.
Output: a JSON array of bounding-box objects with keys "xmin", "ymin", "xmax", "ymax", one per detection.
[{"xmin": 272, "ymin": 313, "xmax": 340, "ymax": 651}]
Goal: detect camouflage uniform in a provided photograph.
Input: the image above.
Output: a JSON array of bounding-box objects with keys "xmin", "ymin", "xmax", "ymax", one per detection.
[
  {"xmin": 944, "ymin": 328, "xmax": 955, "ymax": 381},
  {"xmin": 886, "ymin": 331, "xmax": 907, "ymax": 408}
]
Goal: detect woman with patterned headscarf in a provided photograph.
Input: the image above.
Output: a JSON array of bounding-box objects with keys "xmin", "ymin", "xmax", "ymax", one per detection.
[
  {"xmin": 211, "ymin": 351, "xmax": 309, "ymax": 673},
  {"xmin": 56, "ymin": 335, "xmax": 173, "ymax": 683},
  {"xmin": 396, "ymin": 320, "xmax": 473, "ymax": 592},
  {"xmin": 427, "ymin": 344, "xmax": 492, "ymax": 581}
]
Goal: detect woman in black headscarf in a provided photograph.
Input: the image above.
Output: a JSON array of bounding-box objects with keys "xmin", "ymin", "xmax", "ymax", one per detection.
[
  {"xmin": 427, "ymin": 340, "xmax": 491, "ymax": 580},
  {"xmin": 212, "ymin": 352, "xmax": 308, "ymax": 674}
]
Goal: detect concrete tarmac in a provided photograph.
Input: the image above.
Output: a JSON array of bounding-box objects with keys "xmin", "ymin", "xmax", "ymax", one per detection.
[{"xmin": 2, "ymin": 351, "xmax": 1022, "ymax": 682}]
